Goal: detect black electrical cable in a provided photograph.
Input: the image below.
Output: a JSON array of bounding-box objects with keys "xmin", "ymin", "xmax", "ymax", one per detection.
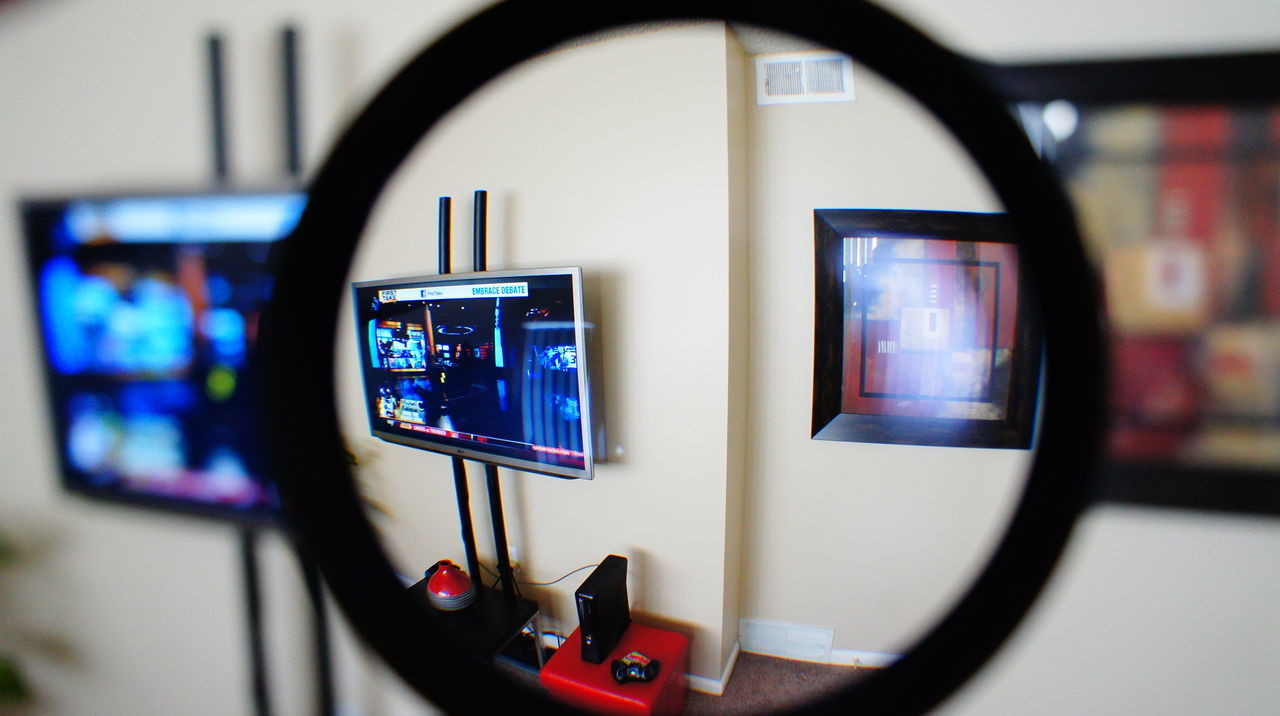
[
  {"xmin": 520, "ymin": 564, "xmax": 601, "ymax": 588},
  {"xmin": 480, "ymin": 561, "xmax": 599, "ymax": 588}
]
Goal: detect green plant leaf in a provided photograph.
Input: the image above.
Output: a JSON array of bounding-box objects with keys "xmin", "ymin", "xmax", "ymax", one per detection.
[
  {"xmin": 0, "ymin": 656, "xmax": 30, "ymax": 703},
  {"xmin": 0, "ymin": 536, "xmax": 15, "ymax": 567}
]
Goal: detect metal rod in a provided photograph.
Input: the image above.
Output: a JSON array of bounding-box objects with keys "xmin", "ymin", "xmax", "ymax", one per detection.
[
  {"xmin": 277, "ymin": 26, "xmax": 334, "ymax": 715},
  {"xmin": 281, "ymin": 25, "xmax": 302, "ymax": 180},
  {"xmin": 299, "ymin": 555, "xmax": 335, "ymax": 716},
  {"xmin": 472, "ymin": 190, "xmax": 487, "ymax": 271},
  {"xmin": 239, "ymin": 528, "xmax": 271, "ymax": 716},
  {"xmin": 470, "ymin": 191, "xmax": 516, "ymax": 595},
  {"xmin": 438, "ymin": 196, "xmax": 453, "ymax": 274},
  {"xmin": 212, "ymin": 34, "xmax": 272, "ymax": 716},
  {"xmin": 207, "ymin": 33, "xmax": 229, "ymax": 185},
  {"xmin": 439, "ymin": 195, "xmax": 482, "ymax": 583},
  {"xmin": 452, "ymin": 458, "xmax": 482, "ymax": 586},
  {"xmin": 485, "ymin": 464, "xmax": 517, "ymax": 596}
]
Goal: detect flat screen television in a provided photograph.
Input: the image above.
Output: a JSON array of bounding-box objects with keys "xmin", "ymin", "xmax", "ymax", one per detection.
[
  {"xmin": 21, "ymin": 189, "xmax": 307, "ymax": 523},
  {"xmin": 351, "ymin": 267, "xmax": 595, "ymax": 479}
]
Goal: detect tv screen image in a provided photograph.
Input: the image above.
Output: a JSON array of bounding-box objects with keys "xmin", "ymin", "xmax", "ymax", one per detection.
[
  {"xmin": 22, "ymin": 190, "xmax": 307, "ymax": 522},
  {"xmin": 352, "ymin": 267, "xmax": 595, "ymax": 479}
]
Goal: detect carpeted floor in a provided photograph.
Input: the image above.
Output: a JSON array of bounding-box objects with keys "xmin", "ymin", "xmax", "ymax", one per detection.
[{"xmin": 684, "ymin": 652, "xmax": 870, "ymax": 714}]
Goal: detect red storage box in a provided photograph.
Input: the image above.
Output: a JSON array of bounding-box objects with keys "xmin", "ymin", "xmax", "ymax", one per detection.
[{"xmin": 540, "ymin": 623, "xmax": 690, "ymax": 716}]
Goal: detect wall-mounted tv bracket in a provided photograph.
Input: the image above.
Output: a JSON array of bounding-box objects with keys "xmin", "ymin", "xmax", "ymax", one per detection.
[
  {"xmin": 436, "ymin": 190, "xmax": 519, "ymax": 599},
  {"xmin": 205, "ymin": 25, "xmax": 335, "ymax": 716},
  {"xmin": 473, "ymin": 190, "xmax": 519, "ymax": 599},
  {"xmin": 438, "ymin": 194, "xmax": 486, "ymax": 588}
]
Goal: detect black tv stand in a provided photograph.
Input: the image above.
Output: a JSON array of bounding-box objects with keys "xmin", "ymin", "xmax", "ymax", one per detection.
[
  {"xmin": 419, "ymin": 189, "xmax": 539, "ymax": 672},
  {"xmin": 406, "ymin": 579, "xmax": 543, "ymax": 667}
]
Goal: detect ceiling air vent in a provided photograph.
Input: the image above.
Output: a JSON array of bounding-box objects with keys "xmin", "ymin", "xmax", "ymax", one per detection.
[{"xmin": 754, "ymin": 51, "xmax": 856, "ymax": 105}]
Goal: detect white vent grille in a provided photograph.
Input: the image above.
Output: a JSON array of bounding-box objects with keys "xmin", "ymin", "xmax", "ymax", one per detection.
[{"xmin": 755, "ymin": 51, "xmax": 855, "ymax": 105}]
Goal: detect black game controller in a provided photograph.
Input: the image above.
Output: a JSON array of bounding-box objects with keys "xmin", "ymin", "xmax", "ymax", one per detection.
[{"xmin": 611, "ymin": 651, "xmax": 661, "ymax": 684}]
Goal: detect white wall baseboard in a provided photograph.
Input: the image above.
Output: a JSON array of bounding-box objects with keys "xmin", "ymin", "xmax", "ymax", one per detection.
[
  {"xmin": 686, "ymin": 640, "xmax": 740, "ymax": 695},
  {"xmin": 738, "ymin": 617, "xmax": 901, "ymax": 668},
  {"xmin": 828, "ymin": 649, "xmax": 900, "ymax": 669},
  {"xmin": 737, "ymin": 645, "xmax": 900, "ymax": 669}
]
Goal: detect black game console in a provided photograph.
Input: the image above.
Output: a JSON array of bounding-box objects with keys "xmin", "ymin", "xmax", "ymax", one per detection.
[{"xmin": 575, "ymin": 554, "xmax": 630, "ymax": 664}]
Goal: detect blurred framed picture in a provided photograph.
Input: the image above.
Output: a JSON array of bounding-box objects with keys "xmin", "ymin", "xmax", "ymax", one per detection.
[
  {"xmin": 812, "ymin": 209, "xmax": 1041, "ymax": 449},
  {"xmin": 986, "ymin": 51, "xmax": 1280, "ymax": 514}
]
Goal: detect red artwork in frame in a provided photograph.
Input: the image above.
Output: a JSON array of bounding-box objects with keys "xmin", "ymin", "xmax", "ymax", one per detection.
[
  {"xmin": 988, "ymin": 51, "xmax": 1280, "ymax": 513},
  {"xmin": 813, "ymin": 210, "xmax": 1041, "ymax": 449}
]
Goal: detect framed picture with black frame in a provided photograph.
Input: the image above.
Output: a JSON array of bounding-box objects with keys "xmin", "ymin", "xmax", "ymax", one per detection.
[
  {"xmin": 812, "ymin": 209, "xmax": 1042, "ymax": 450},
  {"xmin": 981, "ymin": 51, "xmax": 1280, "ymax": 515}
]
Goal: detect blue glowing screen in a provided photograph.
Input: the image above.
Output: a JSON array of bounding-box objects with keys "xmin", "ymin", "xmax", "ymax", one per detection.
[{"xmin": 23, "ymin": 191, "xmax": 306, "ymax": 520}]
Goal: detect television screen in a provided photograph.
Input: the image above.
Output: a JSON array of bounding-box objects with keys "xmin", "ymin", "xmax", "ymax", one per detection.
[
  {"xmin": 351, "ymin": 267, "xmax": 595, "ymax": 479},
  {"xmin": 21, "ymin": 190, "xmax": 307, "ymax": 523}
]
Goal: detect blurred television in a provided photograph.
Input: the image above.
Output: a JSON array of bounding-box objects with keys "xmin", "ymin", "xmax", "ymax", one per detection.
[
  {"xmin": 21, "ymin": 189, "xmax": 307, "ymax": 523},
  {"xmin": 351, "ymin": 267, "xmax": 595, "ymax": 479}
]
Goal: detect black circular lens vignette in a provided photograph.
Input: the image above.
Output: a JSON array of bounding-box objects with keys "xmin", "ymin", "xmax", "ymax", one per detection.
[{"xmin": 258, "ymin": 1, "xmax": 1107, "ymax": 714}]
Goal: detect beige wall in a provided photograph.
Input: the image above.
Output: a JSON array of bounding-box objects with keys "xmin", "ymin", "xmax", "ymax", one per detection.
[
  {"xmin": 740, "ymin": 55, "xmax": 1028, "ymax": 655},
  {"xmin": 942, "ymin": 504, "xmax": 1280, "ymax": 715},
  {"xmin": 0, "ymin": 0, "xmax": 1277, "ymax": 714}
]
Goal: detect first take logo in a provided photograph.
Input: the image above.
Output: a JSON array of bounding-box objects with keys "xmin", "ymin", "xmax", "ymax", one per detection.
[{"xmin": 379, "ymin": 288, "xmax": 439, "ymax": 302}]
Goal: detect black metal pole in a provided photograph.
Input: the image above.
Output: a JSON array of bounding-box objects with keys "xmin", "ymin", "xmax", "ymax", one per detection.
[
  {"xmin": 210, "ymin": 30, "xmax": 273, "ymax": 716},
  {"xmin": 239, "ymin": 528, "xmax": 272, "ymax": 716},
  {"xmin": 471, "ymin": 190, "xmax": 516, "ymax": 596},
  {"xmin": 472, "ymin": 189, "xmax": 487, "ymax": 272},
  {"xmin": 207, "ymin": 33, "xmax": 229, "ymax": 184},
  {"xmin": 279, "ymin": 24, "xmax": 335, "ymax": 716},
  {"xmin": 485, "ymin": 464, "xmax": 517, "ymax": 596},
  {"xmin": 439, "ymin": 195, "xmax": 483, "ymax": 584},
  {"xmin": 452, "ymin": 458, "xmax": 483, "ymax": 585},
  {"xmin": 438, "ymin": 196, "xmax": 453, "ymax": 273},
  {"xmin": 281, "ymin": 25, "xmax": 302, "ymax": 180},
  {"xmin": 299, "ymin": 556, "xmax": 335, "ymax": 716}
]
